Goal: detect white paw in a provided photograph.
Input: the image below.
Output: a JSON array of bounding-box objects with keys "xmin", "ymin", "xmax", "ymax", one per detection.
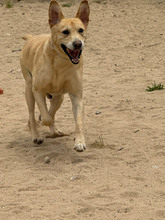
[
  {"xmin": 74, "ymin": 138, "xmax": 86, "ymax": 152},
  {"xmin": 46, "ymin": 130, "xmax": 65, "ymax": 138},
  {"xmin": 54, "ymin": 128, "xmax": 64, "ymax": 136}
]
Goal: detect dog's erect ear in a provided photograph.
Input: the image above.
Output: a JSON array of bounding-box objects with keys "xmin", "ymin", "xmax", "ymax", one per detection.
[
  {"xmin": 49, "ymin": 0, "xmax": 64, "ymax": 28},
  {"xmin": 76, "ymin": 0, "xmax": 90, "ymax": 27}
]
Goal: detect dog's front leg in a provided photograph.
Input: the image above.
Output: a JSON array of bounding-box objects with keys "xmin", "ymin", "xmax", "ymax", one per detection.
[
  {"xmin": 69, "ymin": 93, "xmax": 86, "ymax": 152},
  {"xmin": 33, "ymin": 89, "xmax": 53, "ymax": 126}
]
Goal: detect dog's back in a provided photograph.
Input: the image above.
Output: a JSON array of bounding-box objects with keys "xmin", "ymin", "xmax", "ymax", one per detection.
[{"xmin": 20, "ymin": 34, "xmax": 50, "ymax": 73}]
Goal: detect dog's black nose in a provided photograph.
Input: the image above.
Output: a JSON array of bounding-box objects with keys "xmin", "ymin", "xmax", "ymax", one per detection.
[{"xmin": 73, "ymin": 40, "xmax": 82, "ymax": 50}]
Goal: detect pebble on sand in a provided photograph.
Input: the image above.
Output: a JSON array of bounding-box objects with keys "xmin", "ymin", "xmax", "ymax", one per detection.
[{"xmin": 44, "ymin": 157, "xmax": 51, "ymax": 164}]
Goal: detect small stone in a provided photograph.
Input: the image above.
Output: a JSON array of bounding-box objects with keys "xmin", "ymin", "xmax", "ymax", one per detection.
[
  {"xmin": 70, "ymin": 176, "xmax": 77, "ymax": 181},
  {"xmin": 95, "ymin": 111, "xmax": 101, "ymax": 115},
  {"xmin": 44, "ymin": 157, "xmax": 50, "ymax": 164},
  {"xmin": 152, "ymin": 165, "xmax": 159, "ymax": 169}
]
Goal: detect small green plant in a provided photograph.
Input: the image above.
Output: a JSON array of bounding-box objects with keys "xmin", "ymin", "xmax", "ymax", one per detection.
[
  {"xmin": 6, "ymin": 0, "xmax": 13, "ymax": 8},
  {"xmin": 146, "ymin": 82, "xmax": 164, "ymax": 92},
  {"xmin": 90, "ymin": 135, "xmax": 105, "ymax": 148},
  {"xmin": 62, "ymin": 3, "xmax": 72, "ymax": 7}
]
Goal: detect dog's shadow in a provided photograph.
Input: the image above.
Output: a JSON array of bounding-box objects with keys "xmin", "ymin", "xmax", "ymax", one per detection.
[{"xmin": 6, "ymin": 132, "xmax": 95, "ymax": 170}]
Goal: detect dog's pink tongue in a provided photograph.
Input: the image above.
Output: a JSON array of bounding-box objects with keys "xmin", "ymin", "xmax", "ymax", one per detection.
[
  {"xmin": 69, "ymin": 49, "xmax": 79, "ymax": 63},
  {"xmin": 70, "ymin": 49, "xmax": 79, "ymax": 58}
]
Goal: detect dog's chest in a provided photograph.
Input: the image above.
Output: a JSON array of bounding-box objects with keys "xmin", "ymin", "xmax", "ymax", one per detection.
[
  {"xmin": 45, "ymin": 76, "xmax": 67, "ymax": 95},
  {"xmin": 39, "ymin": 70, "xmax": 73, "ymax": 95},
  {"xmin": 33, "ymin": 60, "xmax": 80, "ymax": 95}
]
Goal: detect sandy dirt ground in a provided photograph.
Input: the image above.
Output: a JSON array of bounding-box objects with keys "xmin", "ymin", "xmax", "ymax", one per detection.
[{"xmin": 1, "ymin": 0, "xmax": 165, "ymax": 219}]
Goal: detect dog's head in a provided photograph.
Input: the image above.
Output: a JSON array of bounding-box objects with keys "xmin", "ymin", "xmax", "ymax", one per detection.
[{"xmin": 49, "ymin": 0, "xmax": 90, "ymax": 65}]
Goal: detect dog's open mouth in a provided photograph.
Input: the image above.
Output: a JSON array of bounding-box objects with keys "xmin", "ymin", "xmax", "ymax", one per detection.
[{"xmin": 61, "ymin": 44, "xmax": 82, "ymax": 64}]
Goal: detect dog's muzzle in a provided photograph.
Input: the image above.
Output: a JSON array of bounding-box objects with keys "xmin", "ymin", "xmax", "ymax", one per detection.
[{"xmin": 61, "ymin": 40, "xmax": 83, "ymax": 64}]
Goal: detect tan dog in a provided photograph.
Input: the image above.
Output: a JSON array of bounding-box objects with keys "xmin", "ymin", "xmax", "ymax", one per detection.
[{"xmin": 20, "ymin": 0, "xmax": 90, "ymax": 152}]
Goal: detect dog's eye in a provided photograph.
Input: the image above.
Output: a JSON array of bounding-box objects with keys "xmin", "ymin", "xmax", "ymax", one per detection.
[
  {"xmin": 78, "ymin": 28, "xmax": 84, "ymax": 33},
  {"xmin": 62, "ymin": 30, "xmax": 70, "ymax": 35}
]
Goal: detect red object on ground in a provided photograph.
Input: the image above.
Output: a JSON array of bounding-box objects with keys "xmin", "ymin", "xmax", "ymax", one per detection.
[{"xmin": 0, "ymin": 88, "xmax": 3, "ymax": 94}]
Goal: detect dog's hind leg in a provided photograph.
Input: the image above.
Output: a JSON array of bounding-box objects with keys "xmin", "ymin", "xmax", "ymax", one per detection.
[
  {"xmin": 46, "ymin": 95, "xmax": 64, "ymax": 138},
  {"xmin": 25, "ymin": 83, "xmax": 44, "ymax": 144},
  {"xmin": 21, "ymin": 66, "xmax": 44, "ymax": 144}
]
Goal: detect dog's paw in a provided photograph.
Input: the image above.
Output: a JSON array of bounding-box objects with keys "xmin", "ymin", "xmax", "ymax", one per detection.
[
  {"xmin": 74, "ymin": 137, "xmax": 86, "ymax": 152},
  {"xmin": 74, "ymin": 143, "xmax": 86, "ymax": 152},
  {"xmin": 54, "ymin": 127, "xmax": 64, "ymax": 136},
  {"xmin": 33, "ymin": 137, "xmax": 44, "ymax": 145},
  {"xmin": 46, "ymin": 130, "xmax": 66, "ymax": 138}
]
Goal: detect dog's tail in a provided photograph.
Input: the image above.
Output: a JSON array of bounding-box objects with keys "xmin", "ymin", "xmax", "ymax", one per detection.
[{"xmin": 22, "ymin": 34, "xmax": 33, "ymax": 41}]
